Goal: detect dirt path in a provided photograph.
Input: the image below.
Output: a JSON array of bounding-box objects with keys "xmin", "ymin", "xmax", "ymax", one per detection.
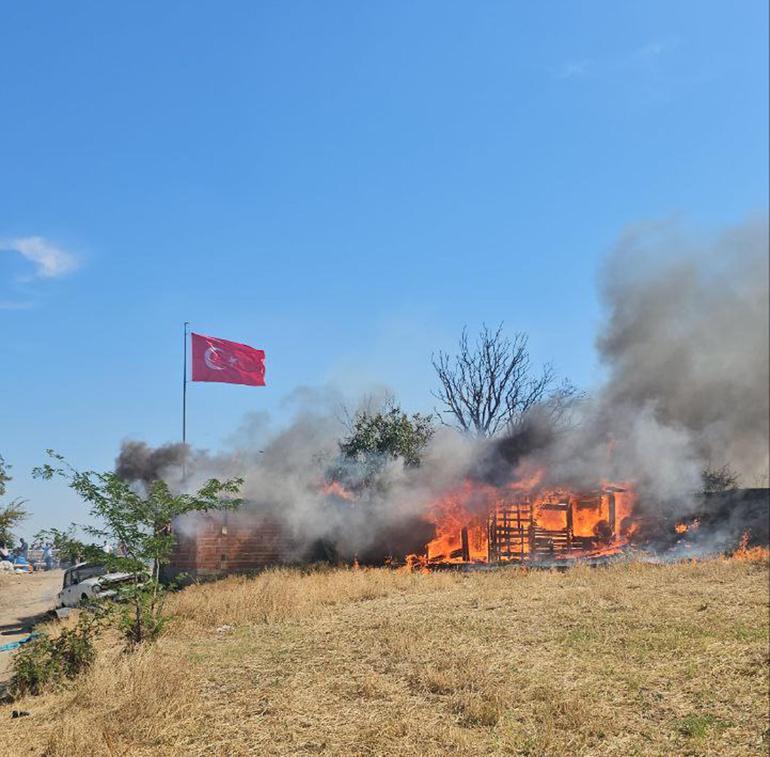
[{"xmin": 0, "ymin": 570, "xmax": 64, "ymax": 681}]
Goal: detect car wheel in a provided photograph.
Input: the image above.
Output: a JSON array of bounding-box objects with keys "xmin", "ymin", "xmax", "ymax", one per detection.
[{"xmin": 81, "ymin": 593, "xmax": 89, "ymax": 603}]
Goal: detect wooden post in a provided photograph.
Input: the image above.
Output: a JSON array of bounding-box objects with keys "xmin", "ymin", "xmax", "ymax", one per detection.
[
  {"xmin": 608, "ymin": 493, "xmax": 616, "ymax": 538},
  {"xmin": 460, "ymin": 527, "xmax": 470, "ymax": 562},
  {"xmin": 528, "ymin": 499, "xmax": 536, "ymax": 559},
  {"xmin": 487, "ymin": 510, "xmax": 495, "ymax": 562}
]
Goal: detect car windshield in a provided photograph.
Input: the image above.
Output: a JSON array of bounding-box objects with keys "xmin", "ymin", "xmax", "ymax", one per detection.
[{"xmin": 64, "ymin": 564, "xmax": 107, "ymax": 588}]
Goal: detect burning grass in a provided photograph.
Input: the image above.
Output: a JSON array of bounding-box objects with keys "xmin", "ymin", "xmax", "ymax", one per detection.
[{"xmin": 1, "ymin": 557, "xmax": 768, "ymax": 756}]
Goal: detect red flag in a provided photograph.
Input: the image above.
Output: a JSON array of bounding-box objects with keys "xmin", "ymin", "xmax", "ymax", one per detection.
[{"xmin": 191, "ymin": 333, "xmax": 266, "ymax": 386}]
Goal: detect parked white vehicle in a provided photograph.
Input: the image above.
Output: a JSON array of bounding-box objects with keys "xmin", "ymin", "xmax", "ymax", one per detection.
[{"xmin": 57, "ymin": 562, "xmax": 136, "ymax": 608}]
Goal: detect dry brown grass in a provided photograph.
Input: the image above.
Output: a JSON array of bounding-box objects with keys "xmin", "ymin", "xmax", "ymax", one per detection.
[
  {"xmin": 1, "ymin": 557, "xmax": 768, "ymax": 756},
  {"xmin": 170, "ymin": 566, "xmax": 458, "ymax": 631}
]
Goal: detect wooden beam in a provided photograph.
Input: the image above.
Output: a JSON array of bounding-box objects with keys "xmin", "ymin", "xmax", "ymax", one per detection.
[{"xmin": 461, "ymin": 527, "xmax": 470, "ymax": 562}]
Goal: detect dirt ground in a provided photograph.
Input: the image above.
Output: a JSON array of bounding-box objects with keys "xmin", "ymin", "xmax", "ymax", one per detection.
[{"xmin": 0, "ymin": 570, "xmax": 63, "ymax": 681}]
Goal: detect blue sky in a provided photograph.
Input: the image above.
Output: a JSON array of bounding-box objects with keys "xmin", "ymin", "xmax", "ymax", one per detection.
[{"xmin": 1, "ymin": 2, "xmax": 767, "ymax": 538}]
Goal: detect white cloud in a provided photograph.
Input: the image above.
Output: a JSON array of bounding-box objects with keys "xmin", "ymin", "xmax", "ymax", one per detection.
[
  {"xmin": 2, "ymin": 236, "xmax": 79, "ymax": 278},
  {"xmin": 555, "ymin": 38, "xmax": 677, "ymax": 82},
  {"xmin": 557, "ymin": 61, "xmax": 589, "ymax": 80}
]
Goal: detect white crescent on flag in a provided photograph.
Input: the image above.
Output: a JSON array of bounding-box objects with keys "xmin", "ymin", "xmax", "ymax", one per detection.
[{"xmin": 203, "ymin": 346, "xmax": 226, "ymax": 370}]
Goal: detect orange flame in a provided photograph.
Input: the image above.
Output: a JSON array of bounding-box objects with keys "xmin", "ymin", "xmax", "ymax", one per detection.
[
  {"xmin": 423, "ymin": 481, "xmax": 498, "ymax": 562},
  {"xmin": 417, "ymin": 473, "xmax": 638, "ymax": 565},
  {"xmin": 731, "ymin": 530, "xmax": 770, "ymax": 562},
  {"xmin": 675, "ymin": 518, "xmax": 700, "ymax": 535},
  {"xmin": 321, "ymin": 480, "xmax": 355, "ymax": 501}
]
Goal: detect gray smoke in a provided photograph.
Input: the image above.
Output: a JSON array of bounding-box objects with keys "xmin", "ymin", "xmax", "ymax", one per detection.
[
  {"xmin": 115, "ymin": 390, "xmax": 479, "ymax": 560},
  {"xmin": 115, "ymin": 441, "xmax": 188, "ymax": 488},
  {"xmin": 599, "ymin": 216, "xmax": 769, "ymax": 481},
  {"xmin": 521, "ymin": 215, "xmax": 769, "ymax": 522},
  {"xmin": 116, "ymin": 216, "xmax": 769, "ymax": 557}
]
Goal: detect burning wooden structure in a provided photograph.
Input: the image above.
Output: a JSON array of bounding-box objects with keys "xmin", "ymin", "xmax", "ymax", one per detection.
[
  {"xmin": 487, "ymin": 489, "xmax": 623, "ymax": 562},
  {"xmin": 421, "ymin": 482, "xmax": 634, "ymax": 566},
  {"xmin": 164, "ymin": 477, "xmax": 766, "ymax": 576}
]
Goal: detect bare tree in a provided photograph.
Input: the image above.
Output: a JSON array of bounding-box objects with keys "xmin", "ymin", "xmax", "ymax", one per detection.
[
  {"xmin": 431, "ymin": 324, "xmax": 556, "ymax": 436},
  {"xmin": 701, "ymin": 463, "xmax": 740, "ymax": 493}
]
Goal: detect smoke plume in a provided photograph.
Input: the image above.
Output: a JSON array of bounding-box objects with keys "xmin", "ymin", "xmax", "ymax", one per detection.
[
  {"xmin": 518, "ymin": 215, "xmax": 769, "ymax": 525},
  {"xmin": 115, "ymin": 216, "xmax": 769, "ymax": 558},
  {"xmin": 115, "ymin": 441, "xmax": 188, "ymax": 488},
  {"xmin": 598, "ymin": 216, "xmax": 769, "ymax": 483}
]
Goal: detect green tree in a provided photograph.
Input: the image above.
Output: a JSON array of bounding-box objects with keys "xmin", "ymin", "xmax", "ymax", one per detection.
[
  {"xmin": 34, "ymin": 450, "xmax": 243, "ymax": 645},
  {"xmin": 336, "ymin": 403, "xmax": 433, "ymax": 487},
  {"xmin": 33, "ymin": 525, "xmax": 100, "ymax": 565},
  {"xmin": 0, "ymin": 454, "xmax": 27, "ymax": 547}
]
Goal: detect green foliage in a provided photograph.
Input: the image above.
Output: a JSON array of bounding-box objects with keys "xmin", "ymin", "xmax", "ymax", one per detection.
[
  {"xmin": 117, "ymin": 583, "xmax": 169, "ymax": 645},
  {"xmin": 34, "ymin": 451, "xmax": 243, "ymax": 574},
  {"xmin": 335, "ymin": 404, "xmax": 433, "ymax": 488},
  {"xmin": 677, "ymin": 713, "xmax": 729, "ymax": 739},
  {"xmin": 0, "ymin": 456, "xmax": 27, "ymax": 547},
  {"xmin": 33, "ymin": 450, "xmax": 243, "ymax": 645},
  {"xmin": 0, "ymin": 501, "xmax": 28, "ymax": 548},
  {"xmin": 340, "ymin": 406, "xmax": 433, "ymax": 467},
  {"xmin": 0, "ymin": 454, "xmax": 10, "ymax": 497},
  {"xmin": 33, "ymin": 525, "xmax": 101, "ymax": 565},
  {"xmin": 10, "ymin": 613, "xmax": 101, "ymax": 697}
]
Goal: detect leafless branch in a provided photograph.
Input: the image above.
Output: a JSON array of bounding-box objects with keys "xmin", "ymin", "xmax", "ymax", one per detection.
[{"xmin": 431, "ymin": 324, "xmax": 559, "ymax": 437}]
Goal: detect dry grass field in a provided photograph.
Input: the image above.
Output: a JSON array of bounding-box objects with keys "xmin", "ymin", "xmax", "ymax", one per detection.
[{"xmin": 1, "ymin": 556, "xmax": 768, "ymax": 756}]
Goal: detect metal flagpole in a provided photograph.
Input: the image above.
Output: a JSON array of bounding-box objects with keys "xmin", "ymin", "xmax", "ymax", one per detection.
[
  {"xmin": 182, "ymin": 321, "xmax": 190, "ymax": 445},
  {"xmin": 182, "ymin": 322, "xmax": 190, "ymax": 483}
]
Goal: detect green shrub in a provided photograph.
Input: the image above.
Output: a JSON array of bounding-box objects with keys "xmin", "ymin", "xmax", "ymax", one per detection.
[
  {"xmin": 10, "ymin": 613, "xmax": 100, "ymax": 697},
  {"xmin": 9, "ymin": 637, "xmax": 59, "ymax": 697}
]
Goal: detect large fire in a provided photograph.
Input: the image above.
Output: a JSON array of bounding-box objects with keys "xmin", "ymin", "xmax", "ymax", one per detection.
[
  {"xmin": 319, "ymin": 468, "xmax": 766, "ymax": 567},
  {"xmin": 417, "ymin": 472, "xmax": 638, "ymax": 565}
]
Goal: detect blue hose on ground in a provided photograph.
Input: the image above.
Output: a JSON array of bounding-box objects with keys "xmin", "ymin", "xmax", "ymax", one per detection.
[{"xmin": 0, "ymin": 633, "xmax": 41, "ymax": 653}]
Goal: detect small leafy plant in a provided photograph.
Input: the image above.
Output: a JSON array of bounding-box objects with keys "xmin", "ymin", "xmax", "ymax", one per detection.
[{"xmin": 10, "ymin": 612, "xmax": 102, "ymax": 697}]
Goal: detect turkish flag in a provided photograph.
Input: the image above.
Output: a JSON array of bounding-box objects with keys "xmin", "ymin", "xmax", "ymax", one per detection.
[{"xmin": 191, "ymin": 333, "xmax": 266, "ymax": 386}]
